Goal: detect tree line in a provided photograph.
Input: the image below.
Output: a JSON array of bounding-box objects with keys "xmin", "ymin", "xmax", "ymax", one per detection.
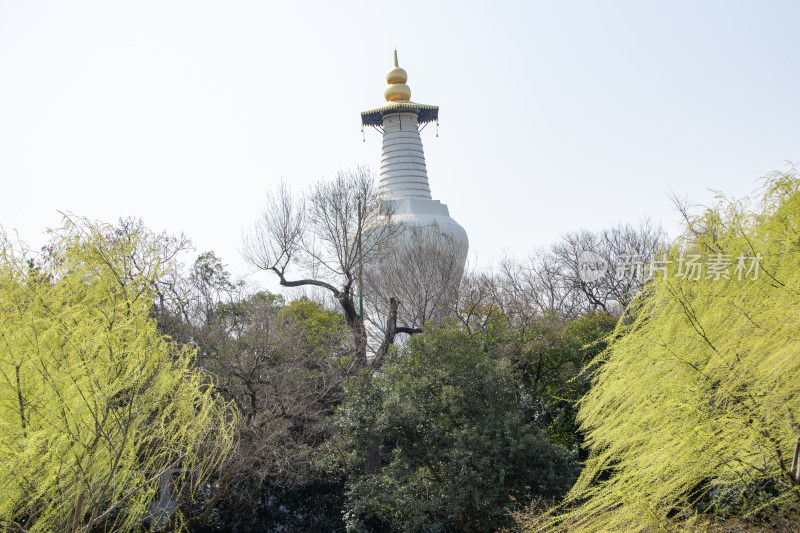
[{"xmin": 2, "ymin": 166, "xmax": 798, "ymax": 532}]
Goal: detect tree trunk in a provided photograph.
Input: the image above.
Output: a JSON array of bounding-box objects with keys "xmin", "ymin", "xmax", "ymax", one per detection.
[{"xmin": 365, "ymin": 439, "xmax": 382, "ymax": 474}]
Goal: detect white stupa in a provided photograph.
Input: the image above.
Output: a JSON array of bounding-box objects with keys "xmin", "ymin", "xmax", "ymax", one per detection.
[{"xmin": 361, "ymin": 51, "xmax": 469, "ymax": 271}]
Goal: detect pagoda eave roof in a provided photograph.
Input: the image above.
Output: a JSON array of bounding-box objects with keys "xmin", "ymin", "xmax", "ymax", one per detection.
[{"xmin": 361, "ymin": 102, "xmax": 439, "ymax": 127}]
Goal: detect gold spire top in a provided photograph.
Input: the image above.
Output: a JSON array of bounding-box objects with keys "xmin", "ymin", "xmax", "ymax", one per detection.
[{"xmin": 384, "ymin": 50, "xmax": 411, "ymax": 102}]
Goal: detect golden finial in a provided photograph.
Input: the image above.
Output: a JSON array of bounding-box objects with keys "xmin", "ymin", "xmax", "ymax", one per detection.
[{"xmin": 384, "ymin": 49, "xmax": 411, "ymax": 102}]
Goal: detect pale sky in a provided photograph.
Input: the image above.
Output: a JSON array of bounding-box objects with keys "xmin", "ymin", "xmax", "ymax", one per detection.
[{"xmin": 1, "ymin": 1, "xmax": 798, "ymax": 289}]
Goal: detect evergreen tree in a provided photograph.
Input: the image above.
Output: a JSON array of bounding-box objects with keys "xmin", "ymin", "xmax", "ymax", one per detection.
[{"xmin": 333, "ymin": 324, "xmax": 578, "ymax": 532}]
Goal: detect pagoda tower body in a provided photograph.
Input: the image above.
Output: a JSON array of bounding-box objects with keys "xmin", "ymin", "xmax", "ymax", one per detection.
[{"xmin": 361, "ymin": 52, "xmax": 469, "ymax": 272}]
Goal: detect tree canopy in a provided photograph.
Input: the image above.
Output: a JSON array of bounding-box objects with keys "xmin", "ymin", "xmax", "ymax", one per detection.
[
  {"xmin": 332, "ymin": 324, "xmax": 579, "ymax": 532},
  {"xmin": 0, "ymin": 217, "xmax": 235, "ymax": 533},
  {"xmin": 532, "ymin": 168, "xmax": 800, "ymax": 531}
]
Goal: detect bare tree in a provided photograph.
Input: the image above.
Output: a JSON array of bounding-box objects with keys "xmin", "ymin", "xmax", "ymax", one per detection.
[
  {"xmin": 454, "ymin": 270, "xmax": 503, "ymax": 335},
  {"xmin": 456, "ymin": 221, "xmax": 668, "ymax": 328},
  {"xmin": 244, "ymin": 167, "xmax": 416, "ymax": 369},
  {"xmin": 496, "ymin": 251, "xmax": 587, "ymax": 326},
  {"xmin": 361, "ymin": 226, "xmax": 466, "ymax": 363},
  {"xmin": 551, "ymin": 220, "xmax": 667, "ymax": 314}
]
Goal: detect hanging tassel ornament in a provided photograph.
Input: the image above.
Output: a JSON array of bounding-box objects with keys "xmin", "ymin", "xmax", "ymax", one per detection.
[
  {"xmin": 436, "ymin": 120, "xmax": 439, "ymax": 138},
  {"xmin": 361, "ymin": 124, "xmax": 365, "ymax": 142}
]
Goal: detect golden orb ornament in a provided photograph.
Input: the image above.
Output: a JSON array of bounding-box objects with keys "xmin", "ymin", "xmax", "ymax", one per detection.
[
  {"xmin": 386, "ymin": 66, "xmax": 407, "ymax": 84},
  {"xmin": 385, "ymin": 83, "xmax": 411, "ymax": 102}
]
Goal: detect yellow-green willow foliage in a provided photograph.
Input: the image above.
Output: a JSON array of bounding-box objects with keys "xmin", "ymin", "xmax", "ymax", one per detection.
[
  {"xmin": 0, "ymin": 217, "xmax": 236, "ymax": 533},
  {"xmin": 532, "ymin": 169, "xmax": 800, "ymax": 532}
]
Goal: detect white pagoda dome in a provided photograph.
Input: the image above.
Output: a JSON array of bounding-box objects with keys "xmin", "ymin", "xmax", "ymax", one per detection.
[{"xmin": 361, "ymin": 51, "xmax": 469, "ymax": 287}]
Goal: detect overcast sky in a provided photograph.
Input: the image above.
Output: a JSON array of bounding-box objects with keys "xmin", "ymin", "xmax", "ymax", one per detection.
[{"xmin": 1, "ymin": 1, "xmax": 798, "ymax": 289}]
